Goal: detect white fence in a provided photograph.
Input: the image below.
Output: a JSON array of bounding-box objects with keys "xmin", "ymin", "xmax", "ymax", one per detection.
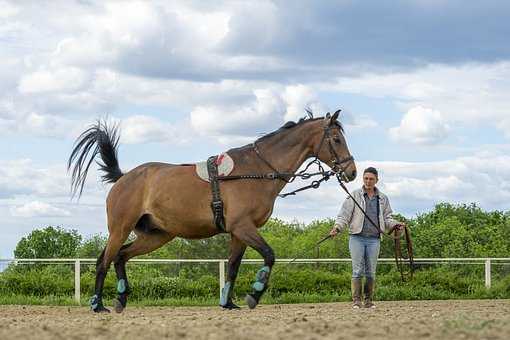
[{"xmin": 1, "ymin": 257, "xmax": 509, "ymax": 304}]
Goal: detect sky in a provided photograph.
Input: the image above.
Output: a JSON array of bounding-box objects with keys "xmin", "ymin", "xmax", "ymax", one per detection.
[{"xmin": 1, "ymin": 1, "xmax": 510, "ymax": 258}]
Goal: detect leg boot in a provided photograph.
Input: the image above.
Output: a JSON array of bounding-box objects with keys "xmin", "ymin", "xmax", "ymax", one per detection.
[
  {"xmin": 351, "ymin": 278, "xmax": 362, "ymax": 309},
  {"xmin": 363, "ymin": 277, "xmax": 376, "ymax": 308}
]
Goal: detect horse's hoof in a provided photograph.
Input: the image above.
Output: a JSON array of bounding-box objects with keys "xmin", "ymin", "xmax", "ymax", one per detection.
[
  {"xmin": 245, "ymin": 294, "xmax": 258, "ymax": 309},
  {"xmin": 221, "ymin": 301, "xmax": 241, "ymax": 310},
  {"xmin": 92, "ymin": 305, "xmax": 110, "ymax": 313},
  {"xmin": 113, "ymin": 299, "xmax": 125, "ymax": 313}
]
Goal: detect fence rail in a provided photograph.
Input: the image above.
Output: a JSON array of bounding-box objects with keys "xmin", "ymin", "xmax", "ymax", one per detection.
[{"xmin": 1, "ymin": 257, "xmax": 509, "ymax": 304}]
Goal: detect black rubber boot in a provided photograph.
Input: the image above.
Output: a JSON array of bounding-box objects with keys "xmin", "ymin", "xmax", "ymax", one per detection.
[
  {"xmin": 351, "ymin": 278, "xmax": 362, "ymax": 309},
  {"xmin": 363, "ymin": 277, "xmax": 376, "ymax": 308}
]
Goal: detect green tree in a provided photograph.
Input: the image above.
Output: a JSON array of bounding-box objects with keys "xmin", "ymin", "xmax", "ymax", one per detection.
[
  {"xmin": 77, "ymin": 234, "xmax": 107, "ymax": 258},
  {"xmin": 14, "ymin": 226, "xmax": 82, "ymax": 259},
  {"xmin": 411, "ymin": 203, "xmax": 510, "ymax": 258},
  {"xmin": 153, "ymin": 234, "xmax": 230, "ymax": 259}
]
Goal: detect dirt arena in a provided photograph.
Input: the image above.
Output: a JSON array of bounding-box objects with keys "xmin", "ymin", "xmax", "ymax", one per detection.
[{"xmin": 0, "ymin": 300, "xmax": 508, "ymax": 340}]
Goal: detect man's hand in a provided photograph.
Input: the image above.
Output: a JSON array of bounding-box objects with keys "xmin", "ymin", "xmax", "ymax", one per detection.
[{"xmin": 329, "ymin": 227, "xmax": 340, "ymax": 237}]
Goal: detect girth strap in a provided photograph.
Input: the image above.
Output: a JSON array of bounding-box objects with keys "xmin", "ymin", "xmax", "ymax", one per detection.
[{"xmin": 207, "ymin": 156, "xmax": 226, "ymax": 232}]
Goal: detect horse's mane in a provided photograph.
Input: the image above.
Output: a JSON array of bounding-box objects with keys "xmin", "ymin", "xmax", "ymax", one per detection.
[
  {"xmin": 255, "ymin": 110, "xmax": 343, "ymax": 143},
  {"xmin": 255, "ymin": 118, "xmax": 317, "ymax": 142}
]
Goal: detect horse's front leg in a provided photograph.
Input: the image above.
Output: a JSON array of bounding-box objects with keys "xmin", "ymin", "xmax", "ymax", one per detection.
[
  {"xmin": 220, "ymin": 235, "xmax": 247, "ymax": 309},
  {"xmin": 232, "ymin": 226, "xmax": 275, "ymax": 309}
]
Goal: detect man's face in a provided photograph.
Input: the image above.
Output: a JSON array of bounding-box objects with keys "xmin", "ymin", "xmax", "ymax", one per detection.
[{"xmin": 363, "ymin": 172, "xmax": 378, "ymax": 190}]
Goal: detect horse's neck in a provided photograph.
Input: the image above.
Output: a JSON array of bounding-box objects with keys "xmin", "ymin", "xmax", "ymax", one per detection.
[{"xmin": 255, "ymin": 124, "xmax": 318, "ymax": 175}]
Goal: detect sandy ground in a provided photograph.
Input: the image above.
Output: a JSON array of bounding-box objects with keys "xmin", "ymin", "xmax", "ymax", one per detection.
[{"xmin": 0, "ymin": 300, "xmax": 509, "ymax": 340}]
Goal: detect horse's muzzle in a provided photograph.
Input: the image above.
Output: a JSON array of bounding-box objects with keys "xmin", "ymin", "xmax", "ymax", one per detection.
[{"xmin": 332, "ymin": 162, "xmax": 356, "ymax": 182}]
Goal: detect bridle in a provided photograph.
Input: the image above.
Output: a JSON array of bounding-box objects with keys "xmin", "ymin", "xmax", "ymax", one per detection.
[
  {"xmin": 249, "ymin": 119, "xmax": 355, "ymax": 195},
  {"xmin": 217, "ymin": 117, "xmax": 355, "ymax": 198},
  {"xmin": 312, "ymin": 120, "xmax": 355, "ymax": 178}
]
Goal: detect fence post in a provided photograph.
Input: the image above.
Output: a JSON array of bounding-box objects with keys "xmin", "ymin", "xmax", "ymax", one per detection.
[
  {"xmin": 74, "ymin": 260, "xmax": 81, "ymax": 305},
  {"xmin": 484, "ymin": 258, "xmax": 491, "ymax": 289},
  {"xmin": 219, "ymin": 260, "xmax": 225, "ymax": 297}
]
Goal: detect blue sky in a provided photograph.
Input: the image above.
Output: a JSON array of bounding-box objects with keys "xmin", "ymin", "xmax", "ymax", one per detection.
[{"xmin": 1, "ymin": 1, "xmax": 510, "ymax": 258}]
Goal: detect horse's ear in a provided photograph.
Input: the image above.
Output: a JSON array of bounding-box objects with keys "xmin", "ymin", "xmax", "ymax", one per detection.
[
  {"xmin": 324, "ymin": 109, "xmax": 341, "ymax": 126},
  {"xmin": 323, "ymin": 112, "xmax": 331, "ymax": 126},
  {"xmin": 331, "ymin": 109, "xmax": 341, "ymax": 122}
]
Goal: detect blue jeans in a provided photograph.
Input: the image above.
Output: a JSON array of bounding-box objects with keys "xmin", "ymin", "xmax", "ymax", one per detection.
[{"xmin": 349, "ymin": 234, "xmax": 381, "ymax": 279}]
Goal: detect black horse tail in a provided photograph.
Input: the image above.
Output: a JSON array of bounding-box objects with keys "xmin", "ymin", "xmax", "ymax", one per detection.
[{"xmin": 67, "ymin": 119, "xmax": 124, "ymax": 198}]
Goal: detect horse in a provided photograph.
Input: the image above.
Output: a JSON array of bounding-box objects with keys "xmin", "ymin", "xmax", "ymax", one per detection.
[{"xmin": 67, "ymin": 110, "xmax": 357, "ymax": 313}]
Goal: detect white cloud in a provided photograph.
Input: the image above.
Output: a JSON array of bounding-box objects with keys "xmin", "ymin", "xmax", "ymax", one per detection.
[
  {"xmin": 331, "ymin": 62, "xmax": 510, "ymax": 138},
  {"xmin": 190, "ymin": 87, "xmax": 286, "ymax": 139},
  {"xmin": 18, "ymin": 67, "xmax": 89, "ymax": 94},
  {"xmin": 383, "ymin": 175, "xmax": 467, "ymax": 201},
  {"xmin": 0, "ymin": 106, "xmax": 82, "ymax": 139},
  {"xmin": 274, "ymin": 151, "xmax": 510, "ymax": 222},
  {"xmin": 389, "ymin": 106, "xmax": 449, "ymax": 145},
  {"xmin": 341, "ymin": 110, "xmax": 378, "ymax": 130},
  {"xmin": 0, "ymin": 1, "xmax": 19, "ymax": 19},
  {"xmin": 0, "ymin": 160, "xmax": 68, "ymax": 198},
  {"xmin": 497, "ymin": 118, "xmax": 510, "ymax": 139},
  {"xmin": 282, "ymin": 84, "xmax": 326, "ymax": 122},
  {"xmin": 51, "ymin": 1, "xmax": 233, "ymax": 80},
  {"xmin": 9, "ymin": 201, "xmax": 71, "ymax": 217},
  {"xmin": 0, "ymin": 159, "xmax": 107, "ymax": 200},
  {"xmin": 374, "ymin": 154, "xmax": 510, "ymax": 210},
  {"xmin": 120, "ymin": 115, "xmax": 191, "ymax": 144},
  {"xmin": 190, "ymin": 84, "xmax": 331, "ymax": 143},
  {"xmin": 23, "ymin": 113, "xmax": 78, "ymax": 138}
]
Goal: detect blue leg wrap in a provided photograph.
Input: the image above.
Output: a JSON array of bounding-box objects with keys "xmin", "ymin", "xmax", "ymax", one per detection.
[
  {"xmin": 219, "ymin": 281, "xmax": 232, "ymax": 306},
  {"xmin": 252, "ymin": 266, "xmax": 270, "ymax": 292},
  {"xmin": 90, "ymin": 294, "xmax": 99, "ymax": 310},
  {"xmin": 117, "ymin": 279, "xmax": 127, "ymax": 294}
]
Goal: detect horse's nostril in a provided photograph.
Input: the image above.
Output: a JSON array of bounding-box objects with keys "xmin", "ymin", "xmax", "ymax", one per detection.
[{"xmin": 352, "ymin": 170, "xmax": 357, "ymax": 179}]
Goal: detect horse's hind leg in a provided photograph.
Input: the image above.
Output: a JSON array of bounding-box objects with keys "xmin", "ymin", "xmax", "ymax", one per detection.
[
  {"xmin": 232, "ymin": 225, "xmax": 275, "ymax": 309},
  {"xmin": 220, "ymin": 235, "xmax": 247, "ymax": 309},
  {"xmin": 91, "ymin": 229, "xmax": 131, "ymax": 313},
  {"xmin": 112, "ymin": 228, "xmax": 173, "ymax": 313},
  {"xmin": 111, "ymin": 242, "xmax": 134, "ymax": 312}
]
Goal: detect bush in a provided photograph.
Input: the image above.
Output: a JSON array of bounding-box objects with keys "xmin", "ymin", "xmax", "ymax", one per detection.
[{"xmin": 2, "ymin": 202, "xmax": 510, "ymax": 305}]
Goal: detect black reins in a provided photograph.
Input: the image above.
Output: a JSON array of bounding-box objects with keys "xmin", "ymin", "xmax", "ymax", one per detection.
[
  {"xmin": 281, "ymin": 171, "xmax": 414, "ymax": 282},
  {"xmin": 216, "ymin": 121, "xmax": 354, "ymax": 200},
  {"xmin": 209, "ymin": 114, "xmax": 413, "ymax": 281}
]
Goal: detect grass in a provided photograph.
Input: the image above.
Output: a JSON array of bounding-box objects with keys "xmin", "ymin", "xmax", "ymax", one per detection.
[
  {"xmin": 1, "ymin": 266, "xmax": 509, "ymax": 307},
  {"xmin": 0, "ymin": 294, "xmax": 77, "ymax": 306}
]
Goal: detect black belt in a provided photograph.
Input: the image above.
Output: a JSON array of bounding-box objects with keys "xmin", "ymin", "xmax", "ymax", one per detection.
[{"xmin": 207, "ymin": 156, "xmax": 226, "ymax": 232}]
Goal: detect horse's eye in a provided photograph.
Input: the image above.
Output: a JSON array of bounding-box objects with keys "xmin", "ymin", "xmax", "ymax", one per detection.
[{"xmin": 333, "ymin": 137, "xmax": 342, "ymax": 144}]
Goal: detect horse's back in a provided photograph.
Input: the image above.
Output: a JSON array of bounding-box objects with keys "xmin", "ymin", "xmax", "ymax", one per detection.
[
  {"xmin": 108, "ymin": 162, "xmax": 199, "ymax": 200},
  {"xmin": 105, "ymin": 160, "xmax": 273, "ymax": 236},
  {"xmin": 106, "ymin": 161, "xmax": 215, "ymax": 236}
]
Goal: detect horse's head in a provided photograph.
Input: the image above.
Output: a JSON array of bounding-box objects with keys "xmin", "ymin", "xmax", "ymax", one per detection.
[{"xmin": 314, "ymin": 110, "xmax": 357, "ymax": 182}]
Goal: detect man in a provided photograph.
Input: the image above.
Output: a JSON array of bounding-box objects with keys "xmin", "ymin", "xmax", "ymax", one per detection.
[{"xmin": 329, "ymin": 167, "xmax": 405, "ymax": 309}]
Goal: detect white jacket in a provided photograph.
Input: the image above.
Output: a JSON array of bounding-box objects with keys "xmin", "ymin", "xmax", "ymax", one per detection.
[{"xmin": 334, "ymin": 187, "xmax": 399, "ymax": 235}]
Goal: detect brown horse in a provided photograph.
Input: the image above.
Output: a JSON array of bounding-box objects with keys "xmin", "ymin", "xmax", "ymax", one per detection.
[{"xmin": 68, "ymin": 110, "xmax": 356, "ymax": 313}]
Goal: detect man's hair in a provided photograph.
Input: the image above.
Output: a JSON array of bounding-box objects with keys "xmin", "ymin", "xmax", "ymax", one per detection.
[{"xmin": 363, "ymin": 167, "xmax": 378, "ymax": 178}]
